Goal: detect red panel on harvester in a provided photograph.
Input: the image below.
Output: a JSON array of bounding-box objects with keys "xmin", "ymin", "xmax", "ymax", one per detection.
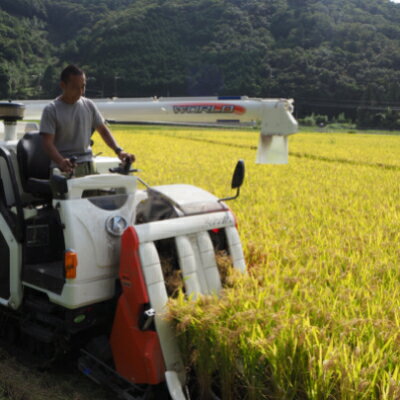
[{"xmin": 110, "ymin": 227, "xmax": 165, "ymax": 385}]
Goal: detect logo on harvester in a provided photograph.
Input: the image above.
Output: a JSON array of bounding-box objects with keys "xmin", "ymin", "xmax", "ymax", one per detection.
[
  {"xmin": 204, "ymin": 214, "xmax": 233, "ymax": 230},
  {"xmin": 173, "ymin": 103, "xmax": 246, "ymax": 115},
  {"xmin": 106, "ymin": 216, "xmax": 128, "ymax": 236}
]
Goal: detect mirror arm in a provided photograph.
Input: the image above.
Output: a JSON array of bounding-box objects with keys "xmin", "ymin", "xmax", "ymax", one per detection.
[{"xmin": 218, "ymin": 187, "xmax": 240, "ymax": 203}]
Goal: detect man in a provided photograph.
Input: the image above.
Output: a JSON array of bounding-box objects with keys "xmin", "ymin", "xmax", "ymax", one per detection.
[{"xmin": 40, "ymin": 65, "xmax": 134, "ymax": 175}]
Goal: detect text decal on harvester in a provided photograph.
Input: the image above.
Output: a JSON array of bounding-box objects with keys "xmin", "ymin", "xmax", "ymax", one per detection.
[{"xmin": 173, "ymin": 103, "xmax": 246, "ymax": 115}]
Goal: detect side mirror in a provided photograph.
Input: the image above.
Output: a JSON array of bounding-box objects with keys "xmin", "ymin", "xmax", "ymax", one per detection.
[
  {"xmin": 231, "ymin": 159, "xmax": 245, "ymax": 189},
  {"xmin": 219, "ymin": 160, "xmax": 245, "ymax": 202}
]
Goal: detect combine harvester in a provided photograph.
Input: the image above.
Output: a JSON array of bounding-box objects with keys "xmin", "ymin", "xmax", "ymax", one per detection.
[
  {"xmin": 0, "ymin": 97, "xmax": 297, "ymax": 399},
  {"xmin": 20, "ymin": 96, "xmax": 298, "ymax": 164}
]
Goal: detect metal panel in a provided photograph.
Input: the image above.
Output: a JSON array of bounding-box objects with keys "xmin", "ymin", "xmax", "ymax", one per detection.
[
  {"xmin": 138, "ymin": 241, "xmax": 186, "ymax": 383},
  {"xmin": 225, "ymin": 226, "xmax": 246, "ymax": 272},
  {"xmin": 175, "ymin": 235, "xmax": 203, "ymax": 297},
  {"xmin": 135, "ymin": 211, "xmax": 235, "ymax": 243},
  {"xmin": 196, "ymin": 231, "xmax": 221, "ymax": 294}
]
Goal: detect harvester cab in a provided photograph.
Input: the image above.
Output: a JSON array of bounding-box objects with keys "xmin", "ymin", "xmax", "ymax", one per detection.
[{"xmin": 0, "ymin": 102, "xmax": 246, "ymax": 399}]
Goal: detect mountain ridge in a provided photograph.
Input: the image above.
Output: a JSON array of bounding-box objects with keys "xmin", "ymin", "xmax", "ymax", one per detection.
[{"xmin": 0, "ymin": 0, "xmax": 399, "ymax": 120}]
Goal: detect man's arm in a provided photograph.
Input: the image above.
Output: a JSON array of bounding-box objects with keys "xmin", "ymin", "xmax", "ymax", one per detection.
[
  {"xmin": 41, "ymin": 133, "xmax": 74, "ymax": 173},
  {"xmin": 96, "ymin": 124, "xmax": 135, "ymax": 163}
]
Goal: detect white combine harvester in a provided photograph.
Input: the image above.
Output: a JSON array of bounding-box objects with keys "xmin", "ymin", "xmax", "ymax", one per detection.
[{"xmin": 0, "ymin": 97, "xmax": 297, "ymax": 399}]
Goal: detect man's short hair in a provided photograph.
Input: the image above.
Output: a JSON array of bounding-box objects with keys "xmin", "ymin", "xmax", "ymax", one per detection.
[{"xmin": 61, "ymin": 65, "xmax": 85, "ymax": 83}]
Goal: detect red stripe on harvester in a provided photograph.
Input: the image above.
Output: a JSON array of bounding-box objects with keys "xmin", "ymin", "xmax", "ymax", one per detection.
[{"xmin": 110, "ymin": 226, "xmax": 166, "ymax": 385}]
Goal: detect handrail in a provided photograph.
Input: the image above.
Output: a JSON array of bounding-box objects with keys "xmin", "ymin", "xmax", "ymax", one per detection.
[{"xmin": 0, "ymin": 146, "xmax": 25, "ymax": 242}]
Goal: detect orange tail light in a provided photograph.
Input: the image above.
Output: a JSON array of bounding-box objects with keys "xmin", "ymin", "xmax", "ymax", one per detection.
[{"xmin": 65, "ymin": 250, "xmax": 78, "ymax": 279}]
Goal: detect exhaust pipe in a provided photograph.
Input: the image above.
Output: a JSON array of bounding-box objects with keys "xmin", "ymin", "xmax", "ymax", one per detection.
[{"xmin": 0, "ymin": 102, "xmax": 25, "ymax": 141}]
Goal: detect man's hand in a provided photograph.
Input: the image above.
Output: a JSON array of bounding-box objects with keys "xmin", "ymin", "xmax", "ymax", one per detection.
[
  {"xmin": 42, "ymin": 133, "xmax": 75, "ymax": 173},
  {"xmin": 59, "ymin": 158, "xmax": 75, "ymax": 173},
  {"xmin": 117, "ymin": 151, "xmax": 135, "ymax": 164}
]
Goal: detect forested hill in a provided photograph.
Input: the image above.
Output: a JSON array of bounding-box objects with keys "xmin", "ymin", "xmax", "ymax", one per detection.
[{"xmin": 1, "ymin": 0, "xmax": 400, "ymax": 121}]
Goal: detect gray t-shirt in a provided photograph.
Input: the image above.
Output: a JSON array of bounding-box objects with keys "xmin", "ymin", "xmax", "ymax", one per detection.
[{"xmin": 40, "ymin": 97, "xmax": 104, "ymax": 163}]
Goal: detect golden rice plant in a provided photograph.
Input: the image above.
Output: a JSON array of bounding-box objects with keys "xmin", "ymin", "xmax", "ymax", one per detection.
[{"xmin": 94, "ymin": 126, "xmax": 400, "ymax": 399}]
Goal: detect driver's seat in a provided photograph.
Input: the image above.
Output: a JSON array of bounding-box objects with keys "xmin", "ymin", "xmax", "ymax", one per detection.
[{"xmin": 17, "ymin": 132, "xmax": 52, "ymax": 197}]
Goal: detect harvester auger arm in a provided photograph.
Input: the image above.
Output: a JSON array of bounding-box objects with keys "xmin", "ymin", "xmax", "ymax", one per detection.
[{"xmin": 20, "ymin": 96, "xmax": 299, "ymax": 164}]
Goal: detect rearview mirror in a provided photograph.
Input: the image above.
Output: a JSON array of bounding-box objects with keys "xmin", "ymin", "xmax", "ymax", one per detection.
[
  {"xmin": 219, "ymin": 160, "xmax": 245, "ymax": 202},
  {"xmin": 231, "ymin": 159, "xmax": 245, "ymax": 189}
]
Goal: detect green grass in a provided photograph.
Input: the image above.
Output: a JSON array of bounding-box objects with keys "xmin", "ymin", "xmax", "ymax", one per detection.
[{"xmin": 298, "ymin": 124, "xmax": 400, "ymax": 135}]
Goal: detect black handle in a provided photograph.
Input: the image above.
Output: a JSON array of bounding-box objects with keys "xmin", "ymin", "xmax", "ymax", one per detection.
[{"xmin": 109, "ymin": 159, "xmax": 138, "ymax": 175}]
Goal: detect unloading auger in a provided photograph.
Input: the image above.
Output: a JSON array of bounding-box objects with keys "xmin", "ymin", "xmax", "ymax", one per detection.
[{"xmin": 20, "ymin": 95, "xmax": 299, "ymax": 164}]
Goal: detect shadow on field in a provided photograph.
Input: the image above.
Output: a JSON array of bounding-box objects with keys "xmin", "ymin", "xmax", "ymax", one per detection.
[{"xmin": 0, "ymin": 349, "xmax": 114, "ymax": 400}]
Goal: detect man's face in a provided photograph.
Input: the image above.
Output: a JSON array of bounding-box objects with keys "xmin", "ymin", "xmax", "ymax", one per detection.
[{"xmin": 61, "ymin": 74, "xmax": 86, "ymax": 103}]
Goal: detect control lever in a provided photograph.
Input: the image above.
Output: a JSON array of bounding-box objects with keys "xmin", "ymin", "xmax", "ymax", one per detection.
[
  {"xmin": 69, "ymin": 156, "xmax": 78, "ymax": 166},
  {"xmin": 66, "ymin": 156, "xmax": 78, "ymax": 179},
  {"xmin": 109, "ymin": 159, "xmax": 139, "ymax": 175}
]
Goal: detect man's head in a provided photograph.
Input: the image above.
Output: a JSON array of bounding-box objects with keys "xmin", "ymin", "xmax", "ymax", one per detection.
[{"xmin": 60, "ymin": 65, "xmax": 86, "ymax": 104}]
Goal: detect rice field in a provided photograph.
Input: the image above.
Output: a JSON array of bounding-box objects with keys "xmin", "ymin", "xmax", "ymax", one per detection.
[
  {"xmin": 94, "ymin": 125, "xmax": 400, "ymax": 400},
  {"xmin": 2, "ymin": 125, "xmax": 398, "ymax": 400}
]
